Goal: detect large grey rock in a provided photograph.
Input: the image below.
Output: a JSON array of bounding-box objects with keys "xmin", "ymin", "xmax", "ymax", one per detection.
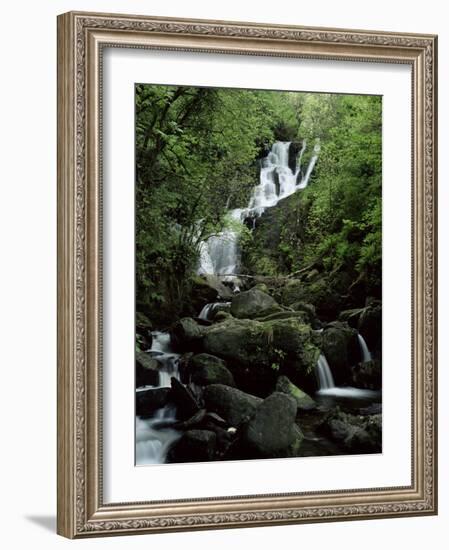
[
  {"xmin": 203, "ymin": 318, "xmax": 270, "ymax": 367},
  {"xmin": 321, "ymin": 409, "xmax": 382, "ymax": 453},
  {"xmin": 170, "ymin": 377, "xmax": 200, "ymax": 420},
  {"xmin": 275, "ymin": 375, "xmax": 316, "ymax": 411},
  {"xmin": 189, "ymin": 354, "xmax": 235, "ymax": 387},
  {"xmin": 190, "ymin": 276, "xmax": 219, "ymax": 312},
  {"xmin": 136, "ymin": 352, "xmax": 160, "ymax": 387},
  {"xmin": 231, "ymin": 288, "xmax": 281, "ymax": 319},
  {"xmin": 241, "ymin": 392, "xmax": 301, "ymax": 457},
  {"xmin": 170, "ymin": 318, "xmax": 206, "ymax": 351},
  {"xmin": 203, "ymin": 317, "xmax": 320, "ymax": 395},
  {"xmin": 254, "ymin": 310, "xmax": 308, "ymax": 323},
  {"xmin": 281, "ymin": 279, "xmax": 306, "ymax": 307},
  {"xmin": 203, "ymin": 384, "xmax": 262, "ymax": 426},
  {"xmin": 136, "ymin": 387, "xmax": 171, "ymax": 416}
]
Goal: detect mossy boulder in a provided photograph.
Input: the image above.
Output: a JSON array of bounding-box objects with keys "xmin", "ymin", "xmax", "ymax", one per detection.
[
  {"xmin": 280, "ymin": 277, "xmax": 348, "ymax": 321},
  {"xmin": 275, "ymin": 375, "xmax": 316, "ymax": 411},
  {"xmin": 213, "ymin": 310, "xmax": 232, "ymax": 323},
  {"xmin": 230, "ymin": 288, "xmax": 282, "ymax": 319},
  {"xmin": 170, "ymin": 318, "xmax": 206, "ymax": 352},
  {"xmin": 203, "ymin": 317, "xmax": 320, "ymax": 395},
  {"xmin": 251, "ymin": 282, "xmax": 270, "ymax": 294},
  {"xmin": 135, "ymin": 352, "xmax": 160, "ymax": 387},
  {"xmin": 203, "ymin": 384, "xmax": 262, "ymax": 427},
  {"xmin": 136, "ymin": 387, "xmax": 171, "ymax": 416},
  {"xmin": 289, "ymin": 301, "xmax": 320, "ymax": 327},
  {"xmin": 190, "ymin": 276, "xmax": 219, "ymax": 311},
  {"xmin": 136, "ymin": 312, "xmax": 153, "ymax": 350},
  {"xmin": 280, "ymin": 279, "xmax": 306, "ymax": 306},
  {"xmin": 188, "ymin": 354, "xmax": 235, "ymax": 387},
  {"xmin": 170, "ymin": 377, "xmax": 201, "ymax": 420},
  {"xmin": 320, "ymin": 409, "xmax": 382, "ymax": 453},
  {"xmin": 240, "ymin": 392, "xmax": 303, "ymax": 457},
  {"xmin": 203, "ymin": 318, "xmax": 272, "ymax": 368},
  {"xmin": 254, "ymin": 310, "xmax": 309, "ymax": 324}
]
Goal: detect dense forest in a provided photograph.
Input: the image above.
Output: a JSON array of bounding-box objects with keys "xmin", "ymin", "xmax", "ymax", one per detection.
[
  {"xmin": 135, "ymin": 84, "xmax": 382, "ymax": 465},
  {"xmin": 136, "ymin": 85, "xmax": 381, "ymax": 325}
]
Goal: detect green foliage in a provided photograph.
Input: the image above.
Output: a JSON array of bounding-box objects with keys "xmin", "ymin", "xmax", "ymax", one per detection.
[
  {"xmin": 135, "ymin": 84, "xmax": 298, "ymax": 324},
  {"xmin": 135, "ymin": 84, "xmax": 382, "ymax": 324},
  {"xmin": 243, "ymin": 92, "xmax": 382, "ymax": 302},
  {"xmin": 298, "ymin": 94, "xmax": 382, "ymax": 287}
]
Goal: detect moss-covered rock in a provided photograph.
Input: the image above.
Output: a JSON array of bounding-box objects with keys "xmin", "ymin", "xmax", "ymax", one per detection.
[
  {"xmin": 170, "ymin": 317, "xmax": 206, "ymax": 352},
  {"xmin": 213, "ymin": 310, "xmax": 232, "ymax": 323},
  {"xmin": 135, "ymin": 352, "xmax": 160, "ymax": 387},
  {"xmin": 203, "ymin": 318, "xmax": 271, "ymax": 368},
  {"xmin": 275, "ymin": 375, "xmax": 316, "ymax": 410},
  {"xmin": 188, "ymin": 354, "xmax": 236, "ymax": 387},
  {"xmin": 190, "ymin": 276, "xmax": 220, "ymax": 311},
  {"xmin": 203, "ymin": 384, "xmax": 262, "ymax": 426},
  {"xmin": 170, "ymin": 377, "xmax": 201, "ymax": 420},
  {"xmin": 280, "ymin": 279, "xmax": 306, "ymax": 306},
  {"xmin": 252, "ymin": 282, "xmax": 270, "ymax": 294},
  {"xmin": 230, "ymin": 288, "xmax": 282, "ymax": 319},
  {"xmin": 203, "ymin": 317, "xmax": 320, "ymax": 395},
  {"xmin": 319, "ymin": 409, "xmax": 382, "ymax": 453},
  {"xmin": 136, "ymin": 387, "xmax": 171, "ymax": 416},
  {"xmin": 240, "ymin": 392, "xmax": 303, "ymax": 457},
  {"xmin": 254, "ymin": 310, "xmax": 308, "ymax": 323},
  {"xmin": 279, "ymin": 275, "xmax": 352, "ymax": 321}
]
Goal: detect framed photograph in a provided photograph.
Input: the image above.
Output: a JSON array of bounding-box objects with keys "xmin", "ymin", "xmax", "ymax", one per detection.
[{"xmin": 57, "ymin": 11, "xmax": 438, "ymax": 538}]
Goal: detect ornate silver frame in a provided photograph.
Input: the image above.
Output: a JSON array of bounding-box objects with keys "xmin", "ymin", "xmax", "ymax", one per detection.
[{"xmin": 57, "ymin": 11, "xmax": 438, "ymax": 538}]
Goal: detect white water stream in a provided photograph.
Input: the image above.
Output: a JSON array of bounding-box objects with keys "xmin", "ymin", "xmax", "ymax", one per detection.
[
  {"xmin": 135, "ymin": 332, "xmax": 182, "ymax": 465},
  {"xmin": 315, "ymin": 337, "xmax": 379, "ymax": 400},
  {"xmin": 357, "ymin": 333, "xmax": 372, "ymax": 362},
  {"xmin": 198, "ymin": 140, "xmax": 320, "ymax": 278}
]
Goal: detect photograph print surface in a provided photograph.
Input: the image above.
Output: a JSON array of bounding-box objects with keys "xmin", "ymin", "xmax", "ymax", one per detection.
[{"xmin": 134, "ymin": 84, "xmax": 382, "ymax": 466}]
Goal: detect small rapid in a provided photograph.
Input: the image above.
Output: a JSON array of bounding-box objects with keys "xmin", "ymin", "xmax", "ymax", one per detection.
[{"xmin": 135, "ymin": 332, "xmax": 182, "ymax": 465}]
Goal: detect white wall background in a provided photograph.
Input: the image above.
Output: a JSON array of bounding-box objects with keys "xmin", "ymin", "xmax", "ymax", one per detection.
[{"xmin": 0, "ymin": 0, "xmax": 446, "ymax": 548}]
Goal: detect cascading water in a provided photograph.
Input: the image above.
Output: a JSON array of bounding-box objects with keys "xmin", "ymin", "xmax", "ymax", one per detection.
[
  {"xmin": 357, "ymin": 333, "xmax": 372, "ymax": 362},
  {"xmin": 198, "ymin": 139, "xmax": 320, "ymax": 278},
  {"xmin": 315, "ymin": 352, "xmax": 379, "ymax": 400},
  {"xmin": 198, "ymin": 301, "xmax": 231, "ymax": 321},
  {"xmin": 136, "ymin": 409, "xmax": 180, "ymax": 465},
  {"xmin": 316, "ymin": 354, "xmax": 335, "ymax": 390},
  {"xmin": 135, "ymin": 332, "xmax": 182, "ymax": 465}
]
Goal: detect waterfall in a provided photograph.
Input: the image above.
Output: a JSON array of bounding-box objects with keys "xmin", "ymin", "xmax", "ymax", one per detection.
[
  {"xmin": 357, "ymin": 333, "xmax": 372, "ymax": 362},
  {"xmin": 136, "ymin": 332, "xmax": 182, "ymax": 465},
  {"xmin": 316, "ymin": 354, "xmax": 335, "ymax": 390},
  {"xmin": 315, "ymin": 353, "xmax": 379, "ymax": 400},
  {"xmin": 198, "ymin": 302, "xmax": 231, "ymax": 321},
  {"xmin": 136, "ymin": 408, "xmax": 180, "ymax": 466},
  {"xmin": 199, "ymin": 303, "xmax": 215, "ymax": 320},
  {"xmin": 198, "ymin": 139, "xmax": 320, "ymax": 278}
]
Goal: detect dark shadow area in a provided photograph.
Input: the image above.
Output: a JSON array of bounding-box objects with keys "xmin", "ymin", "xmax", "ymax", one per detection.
[{"xmin": 25, "ymin": 515, "xmax": 56, "ymax": 533}]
